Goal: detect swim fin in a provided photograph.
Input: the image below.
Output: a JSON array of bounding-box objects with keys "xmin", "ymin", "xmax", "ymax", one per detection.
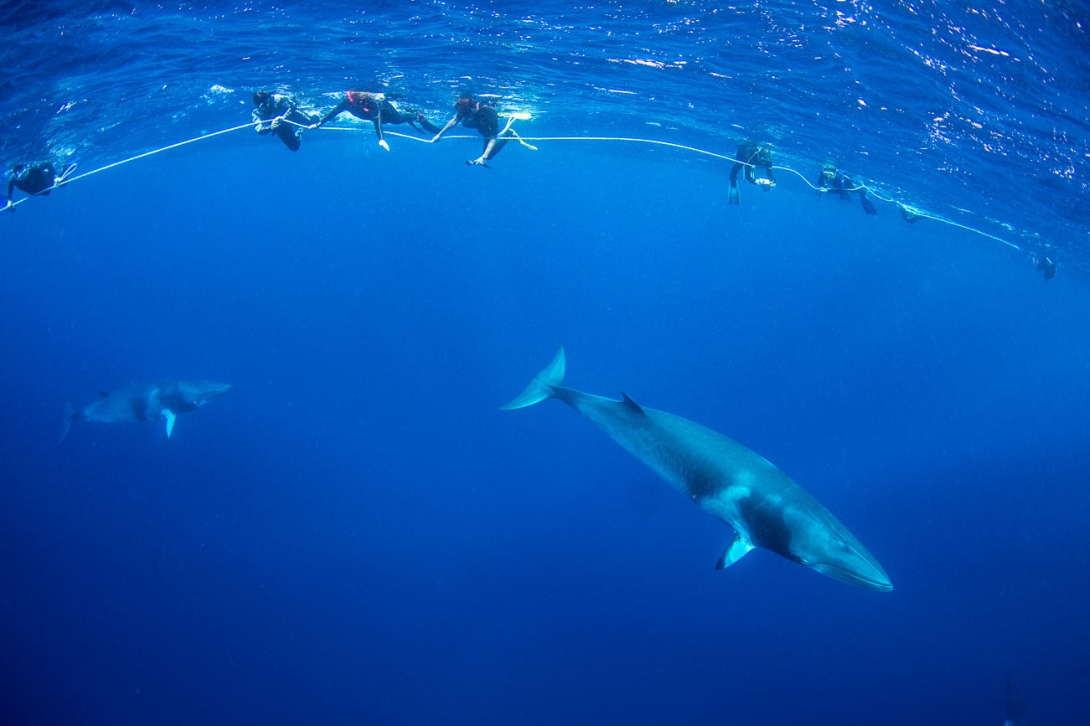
[
  {"xmin": 509, "ymin": 129, "xmax": 538, "ymax": 151},
  {"xmin": 415, "ymin": 114, "xmax": 441, "ymax": 135}
]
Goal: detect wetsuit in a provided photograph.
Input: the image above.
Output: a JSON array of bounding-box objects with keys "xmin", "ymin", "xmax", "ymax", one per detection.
[
  {"xmin": 253, "ymin": 94, "xmax": 315, "ymax": 152},
  {"xmin": 7, "ymin": 162, "xmax": 57, "ymax": 203},
  {"xmin": 817, "ymin": 167, "xmax": 877, "ymax": 215},
  {"xmin": 457, "ymin": 102, "xmax": 512, "ymax": 160},
  {"xmin": 1037, "ymin": 256, "xmax": 1057, "ymax": 280},
  {"xmin": 729, "ymin": 142, "xmax": 775, "ymax": 204},
  {"xmin": 317, "ymin": 91, "xmax": 440, "ymax": 144}
]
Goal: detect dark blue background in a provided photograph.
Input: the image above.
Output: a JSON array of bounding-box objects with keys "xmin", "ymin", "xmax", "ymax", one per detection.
[{"xmin": 2, "ymin": 130, "xmax": 1088, "ymax": 725}]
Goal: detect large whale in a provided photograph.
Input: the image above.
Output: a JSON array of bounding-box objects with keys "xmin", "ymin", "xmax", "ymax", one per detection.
[
  {"xmin": 501, "ymin": 348, "xmax": 892, "ymax": 591},
  {"xmin": 62, "ymin": 379, "xmax": 232, "ymax": 441}
]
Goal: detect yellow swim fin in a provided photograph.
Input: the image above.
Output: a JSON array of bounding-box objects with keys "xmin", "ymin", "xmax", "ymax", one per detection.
[{"xmin": 509, "ymin": 129, "xmax": 538, "ymax": 151}]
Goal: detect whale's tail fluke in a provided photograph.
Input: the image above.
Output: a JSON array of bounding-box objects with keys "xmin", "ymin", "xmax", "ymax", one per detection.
[{"xmin": 500, "ymin": 347, "xmax": 566, "ymax": 410}]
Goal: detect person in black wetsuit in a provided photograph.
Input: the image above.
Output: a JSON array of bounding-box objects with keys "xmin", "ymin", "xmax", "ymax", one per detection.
[
  {"xmin": 728, "ymin": 141, "xmax": 775, "ymax": 204},
  {"xmin": 431, "ymin": 94, "xmax": 518, "ymax": 166},
  {"xmin": 1035, "ymin": 256, "xmax": 1057, "ymax": 280},
  {"xmin": 899, "ymin": 205, "xmax": 922, "ymax": 223},
  {"xmin": 817, "ymin": 161, "xmax": 877, "ymax": 215},
  {"xmin": 315, "ymin": 91, "xmax": 440, "ymax": 150},
  {"xmin": 4, "ymin": 161, "xmax": 75, "ymax": 211},
  {"xmin": 252, "ymin": 91, "xmax": 318, "ymax": 152}
]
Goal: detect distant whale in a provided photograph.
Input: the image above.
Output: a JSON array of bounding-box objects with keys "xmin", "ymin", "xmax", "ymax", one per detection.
[
  {"xmin": 62, "ymin": 379, "xmax": 233, "ymax": 441},
  {"xmin": 501, "ymin": 348, "xmax": 892, "ymax": 591},
  {"xmin": 1003, "ymin": 673, "xmax": 1029, "ymax": 726}
]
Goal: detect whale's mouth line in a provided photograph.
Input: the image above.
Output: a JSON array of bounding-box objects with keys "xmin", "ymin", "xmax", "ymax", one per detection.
[
  {"xmin": 815, "ymin": 561, "xmax": 893, "ymax": 592},
  {"xmin": 200, "ymin": 384, "xmax": 234, "ymax": 401}
]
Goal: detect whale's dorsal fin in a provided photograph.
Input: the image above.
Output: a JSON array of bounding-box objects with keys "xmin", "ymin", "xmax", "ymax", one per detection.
[
  {"xmin": 620, "ymin": 392, "xmax": 645, "ymax": 415},
  {"xmin": 716, "ymin": 531, "xmax": 754, "ymax": 571},
  {"xmin": 99, "ymin": 389, "xmax": 110, "ymax": 398},
  {"xmin": 163, "ymin": 410, "xmax": 177, "ymax": 439}
]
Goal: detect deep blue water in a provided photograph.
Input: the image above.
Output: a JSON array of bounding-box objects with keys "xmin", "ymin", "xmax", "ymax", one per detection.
[{"xmin": 2, "ymin": 3, "xmax": 1089, "ymax": 725}]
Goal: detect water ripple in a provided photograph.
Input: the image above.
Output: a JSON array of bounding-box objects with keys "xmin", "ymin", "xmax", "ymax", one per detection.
[{"xmin": 2, "ymin": 1, "xmax": 1087, "ymax": 264}]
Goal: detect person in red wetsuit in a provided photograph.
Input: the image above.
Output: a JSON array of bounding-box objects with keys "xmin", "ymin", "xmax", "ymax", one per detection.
[{"xmin": 315, "ymin": 91, "xmax": 440, "ymax": 150}]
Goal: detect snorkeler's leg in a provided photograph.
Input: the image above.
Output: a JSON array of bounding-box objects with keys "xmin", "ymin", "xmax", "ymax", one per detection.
[
  {"xmin": 316, "ymin": 99, "xmax": 350, "ymax": 128},
  {"xmin": 275, "ymin": 123, "xmax": 302, "ymax": 151}
]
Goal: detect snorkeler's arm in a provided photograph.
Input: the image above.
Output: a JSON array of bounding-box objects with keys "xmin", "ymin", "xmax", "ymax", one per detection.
[
  {"xmin": 373, "ymin": 107, "xmax": 390, "ymax": 150},
  {"xmin": 468, "ymin": 138, "xmax": 498, "ymax": 166},
  {"xmin": 252, "ymin": 108, "xmax": 272, "ymax": 134},
  {"xmin": 751, "ymin": 163, "xmax": 776, "ymax": 190},
  {"xmin": 431, "ymin": 115, "xmax": 460, "ymax": 142}
]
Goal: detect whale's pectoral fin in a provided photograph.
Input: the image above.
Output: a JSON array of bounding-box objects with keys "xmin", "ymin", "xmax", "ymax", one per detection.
[
  {"xmin": 716, "ymin": 531, "xmax": 755, "ymax": 571},
  {"xmin": 60, "ymin": 403, "xmax": 77, "ymax": 443},
  {"xmin": 163, "ymin": 410, "xmax": 177, "ymax": 439}
]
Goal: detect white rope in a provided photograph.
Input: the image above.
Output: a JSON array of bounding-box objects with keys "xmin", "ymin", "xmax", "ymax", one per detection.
[
  {"xmin": 4, "ymin": 120, "xmax": 259, "ymax": 211},
  {"xmin": 3, "ymin": 115, "xmax": 1030, "ymax": 258}
]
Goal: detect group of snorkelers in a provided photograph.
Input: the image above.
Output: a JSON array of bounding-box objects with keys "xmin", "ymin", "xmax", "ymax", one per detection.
[
  {"xmin": 728, "ymin": 139, "xmax": 1058, "ymax": 279},
  {"xmin": 730, "ymin": 139, "xmax": 876, "ymax": 215},
  {"xmin": 3, "ymin": 89, "xmax": 1059, "ymax": 280},
  {"xmin": 250, "ymin": 89, "xmax": 528, "ymax": 167},
  {"xmin": 3, "ymin": 89, "xmax": 527, "ymax": 213}
]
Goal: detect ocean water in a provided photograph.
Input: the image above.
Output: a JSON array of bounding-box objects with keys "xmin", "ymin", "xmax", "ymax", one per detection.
[{"xmin": 1, "ymin": 2, "xmax": 1088, "ymax": 725}]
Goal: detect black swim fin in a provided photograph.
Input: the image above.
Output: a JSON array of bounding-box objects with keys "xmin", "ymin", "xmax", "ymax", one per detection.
[
  {"xmin": 861, "ymin": 196, "xmax": 877, "ymax": 215},
  {"xmin": 416, "ymin": 114, "xmax": 441, "ymax": 135},
  {"xmin": 728, "ymin": 185, "xmax": 740, "ymax": 205}
]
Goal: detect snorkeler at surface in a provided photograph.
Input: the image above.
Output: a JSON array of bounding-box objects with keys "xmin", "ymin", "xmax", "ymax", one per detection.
[
  {"xmin": 728, "ymin": 141, "xmax": 776, "ymax": 204},
  {"xmin": 1035, "ymin": 256, "xmax": 1057, "ymax": 281},
  {"xmin": 252, "ymin": 91, "xmax": 318, "ymax": 152},
  {"xmin": 430, "ymin": 94, "xmax": 527, "ymax": 167},
  {"xmin": 315, "ymin": 91, "xmax": 440, "ymax": 150},
  {"xmin": 4, "ymin": 161, "xmax": 76, "ymax": 211},
  {"xmin": 899, "ymin": 204, "xmax": 922, "ymax": 223},
  {"xmin": 817, "ymin": 161, "xmax": 877, "ymax": 215}
]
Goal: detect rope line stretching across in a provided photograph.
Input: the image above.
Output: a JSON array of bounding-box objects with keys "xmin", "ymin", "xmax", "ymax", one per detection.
[{"xmin": 3, "ymin": 114, "xmax": 1025, "ymax": 256}]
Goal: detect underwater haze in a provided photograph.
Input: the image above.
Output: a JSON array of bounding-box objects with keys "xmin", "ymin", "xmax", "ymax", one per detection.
[{"xmin": 2, "ymin": 2, "xmax": 1089, "ymax": 725}]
